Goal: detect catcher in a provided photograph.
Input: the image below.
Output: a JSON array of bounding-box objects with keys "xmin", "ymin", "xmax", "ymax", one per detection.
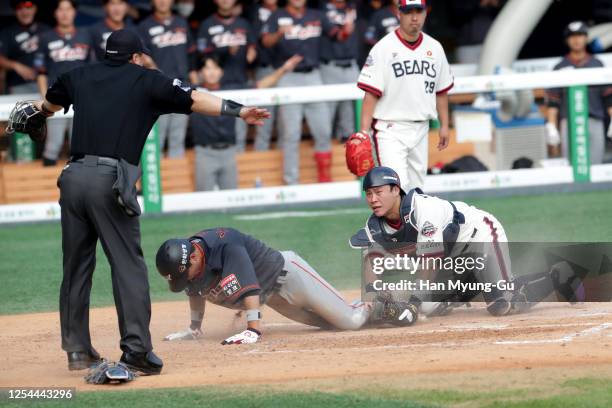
[
  {"xmin": 351, "ymin": 166, "xmax": 583, "ymax": 317},
  {"xmin": 156, "ymin": 227, "xmax": 418, "ymax": 344}
]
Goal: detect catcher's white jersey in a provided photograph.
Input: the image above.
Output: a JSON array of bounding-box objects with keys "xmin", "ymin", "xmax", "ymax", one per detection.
[{"xmin": 358, "ymin": 29, "xmax": 453, "ymax": 122}]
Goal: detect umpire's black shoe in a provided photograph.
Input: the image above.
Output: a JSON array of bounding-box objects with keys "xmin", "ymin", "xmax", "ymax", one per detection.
[
  {"xmin": 67, "ymin": 348, "xmax": 102, "ymax": 371},
  {"xmin": 120, "ymin": 350, "xmax": 163, "ymax": 375}
]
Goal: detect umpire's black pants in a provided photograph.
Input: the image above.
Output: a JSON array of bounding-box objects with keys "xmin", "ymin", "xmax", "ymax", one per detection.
[{"xmin": 58, "ymin": 157, "xmax": 152, "ymax": 354}]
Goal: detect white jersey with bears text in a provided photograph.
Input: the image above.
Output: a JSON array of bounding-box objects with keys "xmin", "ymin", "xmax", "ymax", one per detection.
[{"xmin": 358, "ymin": 29, "xmax": 454, "ymax": 122}]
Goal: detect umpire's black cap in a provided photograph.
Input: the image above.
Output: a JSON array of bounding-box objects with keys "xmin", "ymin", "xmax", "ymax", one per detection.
[
  {"xmin": 564, "ymin": 21, "xmax": 589, "ymax": 38},
  {"xmin": 363, "ymin": 166, "xmax": 406, "ymax": 195},
  {"xmin": 105, "ymin": 29, "xmax": 150, "ymax": 61},
  {"xmin": 156, "ymin": 238, "xmax": 194, "ymax": 293}
]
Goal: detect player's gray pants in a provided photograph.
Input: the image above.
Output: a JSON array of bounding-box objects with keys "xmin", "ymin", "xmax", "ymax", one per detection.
[
  {"xmin": 277, "ymin": 70, "xmax": 332, "ymax": 185},
  {"xmin": 320, "ymin": 61, "xmax": 359, "ymax": 139},
  {"xmin": 560, "ymin": 118, "xmax": 605, "ymax": 164},
  {"xmin": 194, "ymin": 145, "xmax": 238, "ymax": 191},
  {"xmin": 273, "ymin": 251, "xmax": 370, "ymax": 330},
  {"xmin": 235, "ymin": 114, "xmax": 248, "ymax": 153},
  {"xmin": 43, "ymin": 117, "xmax": 72, "ymax": 161},
  {"xmin": 157, "ymin": 113, "xmax": 188, "ymax": 158},
  {"xmin": 253, "ymin": 66, "xmax": 278, "ymax": 151}
]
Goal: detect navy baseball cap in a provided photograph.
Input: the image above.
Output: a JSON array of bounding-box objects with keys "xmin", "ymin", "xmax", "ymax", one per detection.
[
  {"xmin": 564, "ymin": 21, "xmax": 588, "ymax": 38},
  {"xmin": 398, "ymin": 0, "xmax": 426, "ymax": 12},
  {"xmin": 105, "ymin": 29, "xmax": 150, "ymax": 61}
]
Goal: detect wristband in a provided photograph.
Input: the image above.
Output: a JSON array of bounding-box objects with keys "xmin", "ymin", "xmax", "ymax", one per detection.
[
  {"xmin": 41, "ymin": 101, "xmax": 54, "ymax": 117},
  {"xmin": 221, "ymin": 99, "xmax": 244, "ymax": 117},
  {"xmin": 246, "ymin": 309, "xmax": 261, "ymax": 322},
  {"xmin": 190, "ymin": 310, "xmax": 204, "ymax": 330}
]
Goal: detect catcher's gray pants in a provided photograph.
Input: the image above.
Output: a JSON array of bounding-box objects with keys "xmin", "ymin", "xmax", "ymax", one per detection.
[
  {"xmin": 277, "ymin": 70, "xmax": 332, "ymax": 185},
  {"xmin": 58, "ymin": 158, "xmax": 152, "ymax": 354},
  {"xmin": 254, "ymin": 66, "xmax": 278, "ymax": 151},
  {"xmin": 272, "ymin": 251, "xmax": 370, "ymax": 330},
  {"xmin": 320, "ymin": 61, "xmax": 359, "ymax": 139},
  {"xmin": 43, "ymin": 117, "xmax": 72, "ymax": 161},
  {"xmin": 194, "ymin": 145, "xmax": 238, "ymax": 191},
  {"xmin": 560, "ymin": 118, "xmax": 605, "ymax": 164},
  {"xmin": 157, "ymin": 113, "xmax": 188, "ymax": 158}
]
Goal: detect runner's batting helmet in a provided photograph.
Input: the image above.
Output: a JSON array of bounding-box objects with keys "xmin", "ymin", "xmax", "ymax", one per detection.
[{"xmin": 156, "ymin": 238, "xmax": 194, "ymax": 292}]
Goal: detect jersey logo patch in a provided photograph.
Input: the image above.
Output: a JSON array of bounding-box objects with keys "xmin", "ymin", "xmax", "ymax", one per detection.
[
  {"xmin": 365, "ymin": 54, "xmax": 374, "ymax": 67},
  {"xmin": 220, "ymin": 274, "xmax": 241, "ymax": 297},
  {"xmin": 421, "ymin": 221, "xmax": 437, "ymax": 237}
]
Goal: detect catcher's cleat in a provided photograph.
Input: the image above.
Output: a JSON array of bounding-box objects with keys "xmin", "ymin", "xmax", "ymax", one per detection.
[
  {"xmin": 486, "ymin": 298, "xmax": 512, "ymax": 316},
  {"xmin": 551, "ymin": 261, "xmax": 584, "ymax": 303},
  {"xmin": 67, "ymin": 348, "xmax": 103, "ymax": 371}
]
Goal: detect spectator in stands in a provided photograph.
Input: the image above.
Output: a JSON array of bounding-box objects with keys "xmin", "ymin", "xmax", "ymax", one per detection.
[
  {"xmin": 545, "ymin": 21, "xmax": 612, "ymax": 164},
  {"xmin": 320, "ymin": 0, "xmax": 359, "ymax": 142},
  {"xmin": 89, "ymin": 0, "xmax": 131, "ymax": 62},
  {"xmin": 0, "ymin": 0, "xmax": 49, "ymax": 95},
  {"xmin": 192, "ymin": 54, "xmax": 302, "ymax": 191},
  {"xmin": 251, "ymin": 0, "xmax": 279, "ymax": 151},
  {"xmin": 262, "ymin": 0, "xmax": 333, "ymax": 184},
  {"xmin": 35, "ymin": 0, "xmax": 91, "ymax": 166},
  {"xmin": 364, "ymin": 0, "xmax": 398, "ymax": 48},
  {"xmin": 198, "ymin": 0, "xmax": 257, "ymax": 153},
  {"xmin": 449, "ymin": 0, "xmax": 505, "ymax": 64},
  {"xmin": 138, "ymin": 0, "xmax": 197, "ymax": 158}
]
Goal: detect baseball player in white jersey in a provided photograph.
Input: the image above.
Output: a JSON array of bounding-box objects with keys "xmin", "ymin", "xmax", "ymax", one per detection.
[
  {"xmin": 351, "ymin": 167, "xmax": 582, "ymax": 317},
  {"xmin": 356, "ymin": 0, "xmax": 453, "ymax": 191}
]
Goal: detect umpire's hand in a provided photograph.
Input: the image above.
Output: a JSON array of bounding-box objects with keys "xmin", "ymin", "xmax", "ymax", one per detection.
[{"xmin": 239, "ymin": 107, "xmax": 271, "ymax": 126}]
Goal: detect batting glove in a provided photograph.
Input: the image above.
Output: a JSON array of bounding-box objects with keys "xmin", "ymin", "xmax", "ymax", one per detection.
[
  {"xmin": 546, "ymin": 122, "xmax": 561, "ymax": 145},
  {"xmin": 163, "ymin": 327, "xmax": 203, "ymax": 341},
  {"xmin": 221, "ymin": 328, "xmax": 261, "ymax": 345}
]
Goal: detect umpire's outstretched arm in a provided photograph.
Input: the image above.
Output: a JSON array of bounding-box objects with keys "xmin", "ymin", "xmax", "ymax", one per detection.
[{"xmin": 37, "ymin": 89, "xmax": 270, "ymax": 127}]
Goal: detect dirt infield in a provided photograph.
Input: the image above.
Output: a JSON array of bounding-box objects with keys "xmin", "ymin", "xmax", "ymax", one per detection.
[{"xmin": 1, "ymin": 291, "xmax": 612, "ymax": 392}]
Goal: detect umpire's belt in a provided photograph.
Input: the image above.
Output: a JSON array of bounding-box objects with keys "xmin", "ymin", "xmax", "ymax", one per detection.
[{"xmin": 71, "ymin": 154, "xmax": 118, "ymax": 168}]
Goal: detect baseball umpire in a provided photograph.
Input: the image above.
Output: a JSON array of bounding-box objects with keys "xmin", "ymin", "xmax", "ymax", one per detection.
[
  {"xmin": 156, "ymin": 227, "xmax": 418, "ymax": 344},
  {"xmin": 6, "ymin": 29, "xmax": 269, "ymax": 375},
  {"xmin": 351, "ymin": 167, "xmax": 583, "ymax": 317}
]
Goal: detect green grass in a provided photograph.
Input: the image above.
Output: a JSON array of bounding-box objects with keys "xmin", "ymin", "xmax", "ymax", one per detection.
[
  {"xmin": 1, "ymin": 378, "xmax": 610, "ymax": 408},
  {"xmin": 1, "ymin": 189, "xmax": 611, "ymax": 315}
]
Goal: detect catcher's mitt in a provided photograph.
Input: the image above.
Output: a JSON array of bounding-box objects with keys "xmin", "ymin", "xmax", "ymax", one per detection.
[
  {"xmin": 5, "ymin": 101, "xmax": 51, "ymax": 142},
  {"xmin": 345, "ymin": 131, "xmax": 376, "ymax": 176},
  {"xmin": 372, "ymin": 292, "xmax": 418, "ymax": 327},
  {"xmin": 85, "ymin": 360, "xmax": 135, "ymax": 385}
]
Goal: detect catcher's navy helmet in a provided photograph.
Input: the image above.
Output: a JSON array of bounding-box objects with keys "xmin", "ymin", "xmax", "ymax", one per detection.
[
  {"xmin": 363, "ymin": 166, "xmax": 406, "ymax": 195},
  {"xmin": 156, "ymin": 238, "xmax": 194, "ymax": 293}
]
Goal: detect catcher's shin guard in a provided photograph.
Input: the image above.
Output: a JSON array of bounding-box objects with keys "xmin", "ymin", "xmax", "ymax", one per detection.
[{"xmin": 314, "ymin": 151, "xmax": 332, "ymax": 183}]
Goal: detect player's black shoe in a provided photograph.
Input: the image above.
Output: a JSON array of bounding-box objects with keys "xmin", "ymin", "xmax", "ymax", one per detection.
[
  {"xmin": 120, "ymin": 350, "xmax": 163, "ymax": 375},
  {"xmin": 67, "ymin": 348, "xmax": 103, "ymax": 371},
  {"xmin": 551, "ymin": 261, "xmax": 584, "ymax": 303}
]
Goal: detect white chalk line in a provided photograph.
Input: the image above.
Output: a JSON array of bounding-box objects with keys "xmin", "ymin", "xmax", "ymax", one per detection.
[
  {"xmin": 495, "ymin": 322, "xmax": 612, "ymax": 345},
  {"xmin": 242, "ymin": 322, "xmax": 610, "ymax": 355},
  {"xmin": 234, "ymin": 208, "xmax": 367, "ymax": 221}
]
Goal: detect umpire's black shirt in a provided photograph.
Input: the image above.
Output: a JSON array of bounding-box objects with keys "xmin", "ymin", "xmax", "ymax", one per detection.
[{"xmin": 45, "ymin": 60, "xmax": 194, "ymax": 165}]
